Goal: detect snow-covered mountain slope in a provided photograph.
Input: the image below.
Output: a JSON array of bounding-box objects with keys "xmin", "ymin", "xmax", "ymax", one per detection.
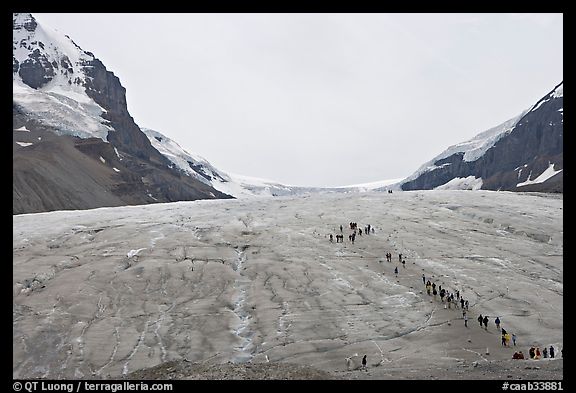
[
  {"xmin": 142, "ymin": 127, "xmax": 404, "ymax": 198},
  {"xmin": 399, "ymin": 82, "xmax": 563, "ymax": 192},
  {"xmin": 13, "ymin": 13, "xmax": 232, "ymax": 214},
  {"xmin": 13, "ymin": 13, "xmax": 113, "ymax": 140}
]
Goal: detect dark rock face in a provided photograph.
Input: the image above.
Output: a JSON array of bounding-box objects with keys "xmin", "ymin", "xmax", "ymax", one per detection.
[
  {"xmin": 18, "ymin": 49, "xmax": 56, "ymax": 89},
  {"xmin": 402, "ymin": 83, "xmax": 563, "ymax": 192},
  {"xmin": 82, "ymin": 58, "xmax": 163, "ymax": 162}
]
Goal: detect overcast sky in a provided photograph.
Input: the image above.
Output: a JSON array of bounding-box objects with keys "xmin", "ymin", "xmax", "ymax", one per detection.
[{"xmin": 34, "ymin": 13, "xmax": 563, "ymax": 187}]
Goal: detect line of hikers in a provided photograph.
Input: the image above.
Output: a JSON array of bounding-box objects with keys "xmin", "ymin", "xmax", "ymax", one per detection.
[
  {"xmin": 327, "ymin": 221, "xmax": 562, "ymax": 367},
  {"xmin": 512, "ymin": 346, "xmax": 560, "ymax": 360},
  {"xmin": 329, "ymin": 222, "xmax": 375, "ymax": 245},
  {"xmin": 422, "ymin": 273, "xmax": 563, "ymax": 362}
]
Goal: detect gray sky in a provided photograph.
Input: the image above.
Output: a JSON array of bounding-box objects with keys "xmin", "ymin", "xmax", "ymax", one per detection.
[{"xmin": 34, "ymin": 13, "xmax": 563, "ymax": 187}]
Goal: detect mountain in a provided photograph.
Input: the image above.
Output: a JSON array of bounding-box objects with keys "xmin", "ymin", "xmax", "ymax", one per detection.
[
  {"xmin": 396, "ymin": 82, "xmax": 563, "ymax": 193},
  {"xmin": 13, "ymin": 13, "xmax": 233, "ymax": 215},
  {"xmin": 142, "ymin": 127, "xmax": 405, "ymax": 197}
]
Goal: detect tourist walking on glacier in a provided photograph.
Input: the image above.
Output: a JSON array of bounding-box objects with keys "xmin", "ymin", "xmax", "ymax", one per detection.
[
  {"xmin": 550, "ymin": 345, "xmax": 555, "ymax": 358},
  {"xmin": 464, "ymin": 314, "xmax": 468, "ymax": 327},
  {"xmin": 394, "ymin": 266, "xmax": 398, "ymax": 277},
  {"xmin": 478, "ymin": 314, "xmax": 483, "ymax": 327},
  {"xmin": 422, "ymin": 274, "xmax": 426, "ymax": 284},
  {"xmin": 483, "ymin": 316, "xmax": 489, "ymax": 330},
  {"xmin": 495, "ymin": 317, "xmax": 501, "ymax": 330}
]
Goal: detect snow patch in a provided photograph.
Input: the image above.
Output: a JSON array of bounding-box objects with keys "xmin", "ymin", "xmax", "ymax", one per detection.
[
  {"xmin": 435, "ymin": 176, "xmax": 483, "ymax": 191},
  {"xmin": 516, "ymin": 163, "xmax": 562, "ymax": 188},
  {"xmin": 127, "ymin": 248, "xmax": 146, "ymax": 258}
]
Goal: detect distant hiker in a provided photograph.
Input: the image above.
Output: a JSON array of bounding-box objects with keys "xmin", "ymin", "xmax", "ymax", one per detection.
[
  {"xmin": 399, "ymin": 253, "xmax": 402, "ymax": 262},
  {"xmin": 402, "ymin": 259, "xmax": 406, "ymax": 268},
  {"xmin": 359, "ymin": 228, "xmax": 362, "ymax": 235},
  {"xmin": 517, "ymin": 351, "xmax": 525, "ymax": 359},
  {"xmin": 456, "ymin": 290, "xmax": 460, "ymax": 300},
  {"xmin": 478, "ymin": 314, "xmax": 483, "ymax": 327},
  {"xmin": 464, "ymin": 315, "xmax": 468, "ymax": 327},
  {"xmin": 535, "ymin": 347, "xmax": 541, "ymax": 359},
  {"xmin": 432, "ymin": 283, "xmax": 436, "ymax": 290},
  {"xmin": 465, "ymin": 300, "xmax": 469, "ymax": 310},
  {"xmin": 329, "ymin": 234, "xmax": 333, "ymax": 242},
  {"xmin": 462, "ymin": 309, "xmax": 467, "ymax": 318},
  {"xmin": 501, "ymin": 334, "xmax": 507, "ymax": 346},
  {"xmin": 529, "ymin": 347, "xmax": 535, "ymax": 359},
  {"xmin": 460, "ymin": 298, "xmax": 465, "ymax": 309},
  {"xmin": 371, "ymin": 227, "xmax": 375, "ymax": 234},
  {"xmin": 495, "ymin": 317, "xmax": 501, "ymax": 330},
  {"xmin": 543, "ymin": 347, "xmax": 548, "ymax": 358},
  {"xmin": 512, "ymin": 333, "xmax": 517, "ymax": 346},
  {"xmin": 483, "ymin": 316, "xmax": 489, "ymax": 330},
  {"xmin": 501, "ymin": 327, "xmax": 507, "ymax": 336},
  {"xmin": 432, "ymin": 288, "xmax": 437, "ymax": 298},
  {"xmin": 394, "ymin": 266, "xmax": 398, "ymax": 276},
  {"xmin": 362, "ymin": 355, "xmax": 367, "ymax": 369},
  {"xmin": 550, "ymin": 346, "xmax": 555, "ymax": 358},
  {"xmin": 440, "ymin": 289, "xmax": 445, "ymax": 302},
  {"xmin": 340, "ymin": 225, "xmax": 343, "ymax": 232},
  {"xmin": 422, "ymin": 274, "xmax": 426, "ymax": 284}
]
